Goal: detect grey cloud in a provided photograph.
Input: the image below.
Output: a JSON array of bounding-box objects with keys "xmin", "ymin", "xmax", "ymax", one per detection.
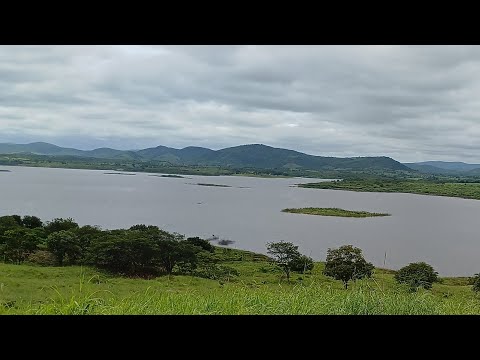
[{"xmin": 2, "ymin": 45, "xmax": 480, "ymax": 162}]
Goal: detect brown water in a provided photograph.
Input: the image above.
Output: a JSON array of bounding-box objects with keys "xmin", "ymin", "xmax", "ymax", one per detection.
[{"xmin": 1, "ymin": 165, "xmax": 478, "ymax": 276}]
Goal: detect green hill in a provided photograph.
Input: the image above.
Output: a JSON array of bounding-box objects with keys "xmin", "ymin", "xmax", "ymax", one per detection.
[
  {"xmin": 404, "ymin": 161, "xmax": 480, "ymax": 175},
  {"xmin": 0, "ymin": 142, "xmax": 410, "ymax": 172}
]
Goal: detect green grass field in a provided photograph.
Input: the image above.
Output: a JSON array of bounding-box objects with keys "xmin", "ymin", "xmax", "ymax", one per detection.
[
  {"xmin": 282, "ymin": 208, "xmax": 390, "ymax": 218},
  {"xmin": 1, "ymin": 248, "xmax": 478, "ymax": 314}
]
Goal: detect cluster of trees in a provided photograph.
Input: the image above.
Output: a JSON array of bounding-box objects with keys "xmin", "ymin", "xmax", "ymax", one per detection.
[
  {"xmin": 320, "ymin": 245, "xmax": 441, "ymax": 291},
  {"xmin": 2, "ymin": 214, "xmax": 480, "ymax": 292},
  {"xmin": 266, "ymin": 242, "xmax": 374, "ymax": 289},
  {"xmin": 267, "ymin": 242, "xmax": 480, "ymax": 293},
  {"xmin": 0, "ymin": 215, "xmax": 237, "ymax": 280}
]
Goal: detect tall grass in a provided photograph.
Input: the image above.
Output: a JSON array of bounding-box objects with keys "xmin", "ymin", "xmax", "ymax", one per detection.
[
  {"xmin": 1, "ymin": 263, "xmax": 479, "ymax": 315},
  {"xmin": 5, "ymin": 280, "xmax": 480, "ymax": 315}
]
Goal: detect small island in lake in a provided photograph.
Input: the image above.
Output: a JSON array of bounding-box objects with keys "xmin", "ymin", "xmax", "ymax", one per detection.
[
  {"xmin": 0, "ymin": 169, "xmax": 11, "ymax": 172},
  {"xmin": 149, "ymin": 174, "xmax": 185, "ymax": 178},
  {"xmin": 104, "ymin": 172, "xmax": 136, "ymax": 176},
  {"xmin": 194, "ymin": 183, "xmax": 232, "ymax": 187},
  {"xmin": 282, "ymin": 207, "xmax": 391, "ymax": 218}
]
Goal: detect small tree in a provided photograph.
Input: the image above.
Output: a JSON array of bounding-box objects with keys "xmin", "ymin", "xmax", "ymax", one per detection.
[
  {"xmin": 11, "ymin": 215, "xmax": 23, "ymax": 227},
  {"xmin": 129, "ymin": 224, "xmax": 161, "ymax": 232},
  {"xmin": 44, "ymin": 218, "xmax": 79, "ymax": 235},
  {"xmin": 1, "ymin": 228, "xmax": 43, "ymax": 264},
  {"xmin": 471, "ymin": 273, "xmax": 480, "ymax": 293},
  {"xmin": 0, "ymin": 216, "xmax": 21, "ymax": 236},
  {"xmin": 22, "ymin": 215, "xmax": 43, "ymax": 229},
  {"xmin": 46, "ymin": 230, "xmax": 81, "ymax": 266},
  {"xmin": 266, "ymin": 241, "xmax": 302, "ymax": 281},
  {"xmin": 89, "ymin": 232, "xmax": 160, "ymax": 276},
  {"xmin": 156, "ymin": 239, "xmax": 198, "ymax": 275},
  {"xmin": 185, "ymin": 237, "xmax": 215, "ymax": 253},
  {"xmin": 73, "ymin": 225, "xmax": 104, "ymax": 263},
  {"xmin": 323, "ymin": 245, "xmax": 374, "ymax": 289},
  {"xmin": 290, "ymin": 255, "xmax": 315, "ymax": 273},
  {"xmin": 394, "ymin": 262, "xmax": 438, "ymax": 291}
]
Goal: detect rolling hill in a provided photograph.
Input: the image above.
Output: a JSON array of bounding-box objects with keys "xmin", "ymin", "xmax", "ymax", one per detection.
[
  {"xmin": 0, "ymin": 142, "xmax": 409, "ymax": 172},
  {"xmin": 404, "ymin": 161, "xmax": 480, "ymax": 174}
]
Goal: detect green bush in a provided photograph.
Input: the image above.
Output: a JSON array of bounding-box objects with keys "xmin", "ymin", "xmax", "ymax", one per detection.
[
  {"xmin": 471, "ymin": 273, "xmax": 480, "ymax": 293},
  {"xmin": 1, "ymin": 228, "xmax": 44, "ymax": 264},
  {"xmin": 185, "ymin": 237, "xmax": 215, "ymax": 253},
  {"xmin": 394, "ymin": 262, "xmax": 438, "ymax": 291},
  {"xmin": 22, "ymin": 215, "xmax": 43, "ymax": 229},
  {"xmin": 195, "ymin": 264, "xmax": 240, "ymax": 281},
  {"xmin": 44, "ymin": 218, "xmax": 79, "ymax": 235},
  {"xmin": 46, "ymin": 230, "xmax": 81, "ymax": 266},
  {"xmin": 290, "ymin": 255, "xmax": 315, "ymax": 273},
  {"xmin": 88, "ymin": 229, "xmax": 200, "ymax": 277},
  {"xmin": 27, "ymin": 250, "xmax": 57, "ymax": 266}
]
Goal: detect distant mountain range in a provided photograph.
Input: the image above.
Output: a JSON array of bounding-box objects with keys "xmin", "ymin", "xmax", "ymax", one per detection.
[
  {"xmin": 404, "ymin": 161, "xmax": 480, "ymax": 175},
  {"xmin": 0, "ymin": 142, "xmax": 409, "ymax": 172}
]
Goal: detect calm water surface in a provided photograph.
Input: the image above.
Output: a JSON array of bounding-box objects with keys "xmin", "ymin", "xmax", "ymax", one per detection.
[{"xmin": 1, "ymin": 166, "xmax": 478, "ymax": 276}]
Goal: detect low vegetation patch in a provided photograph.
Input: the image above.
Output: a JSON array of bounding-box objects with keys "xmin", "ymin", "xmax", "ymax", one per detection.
[
  {"xmin": 103, "ymin": 172, "xmax": 136, "ymax": 176},
  {"xmin": 149, "ymin": 174, "xmax": 185, "ymax": 178},
  {"xmin": 282, "ymin": 207, "xmax": 390, "ymax": 218},
  {"xmin": 300, "ymin": 180, "xmax": 480, "ymax": 200},
  {"xmin": 193, "ymin": 183, "xmax": 232, "ymax": 187}
]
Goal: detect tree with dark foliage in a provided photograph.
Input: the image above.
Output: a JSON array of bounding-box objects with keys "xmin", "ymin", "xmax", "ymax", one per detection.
[
  {"xmin": 323, "ymin": 245, "xmax": 374, "ymax": 289},
  {"xmin": 394, "ymin": 262, "xmax": 438, "ymax": 291}
]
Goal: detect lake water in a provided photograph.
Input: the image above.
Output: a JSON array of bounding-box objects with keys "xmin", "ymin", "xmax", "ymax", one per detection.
[{"xmin": 1, "ymin": 165, "xmax": 478, "ymax": 277}]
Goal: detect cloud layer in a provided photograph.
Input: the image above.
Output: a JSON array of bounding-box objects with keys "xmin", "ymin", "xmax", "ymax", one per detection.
[{"xmin": 1, "ymin": 45, "xmax": 480, "ymax": 162}]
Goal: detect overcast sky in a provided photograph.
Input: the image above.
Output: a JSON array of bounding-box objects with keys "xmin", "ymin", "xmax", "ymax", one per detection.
[{"xmin": 1, "ymin": 45, "xmax": 480, "ymax": 162}]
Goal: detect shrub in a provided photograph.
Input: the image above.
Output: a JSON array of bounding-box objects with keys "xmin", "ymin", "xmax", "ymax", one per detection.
[
  {"xmin": 471, "ymin": 273, "xmax": 480, "ymax": 293},
  {"xmin": 22, "ymin": 215, "xmax": 43, "ymax": 229},
  {"xmin": 290, "ymin": 255, "xmax": 315, "ymax": 273},
  {"xmin": 195, "ymin": 264, "xmax": 240, "ymax": 281},
  {"xmin": 45, "ymin": 218, "xmax": 79, "ymax": 235},
  {"xmin": 46, "ymin": 230, "xmax": 81, "ymax": 266},
  {"xmin": 394, "ymin": 262, "xmax": 438, "ymax": 291},
  {"xmin": 185, "ymin": 237, "xmax": 215, "ymax": 253},
  {"xmin": 27, "ymin": 250, "xmax": 57, "ymax": 266}
]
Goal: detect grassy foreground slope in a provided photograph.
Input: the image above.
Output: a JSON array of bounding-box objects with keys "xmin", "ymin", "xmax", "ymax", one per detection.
[{"xmin": 0, "ymin": 248, "xmax": 478, "ymax": 315}]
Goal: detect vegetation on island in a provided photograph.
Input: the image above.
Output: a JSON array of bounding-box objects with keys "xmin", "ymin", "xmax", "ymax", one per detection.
[
  {"xmin": 149, "ymin": 174, "xmax": 185, "ymax": 178},
  {"xmin": 1, "ymin": 214, "xmax": 480, "ymax": 314},
  {"xmin": 104, "ymin": 172, "xmax": 136, "ymax": 175},
  {"xmin": 299, "ymin": 179, "xmax": 480, "ymax": 200},
  {"xmin": 194, "ymin": 183, "xmax": 232, "ymax": 188},
  {"xmin": 282, "ymin": 208, "xmax": 390, "ymax": 218}
]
